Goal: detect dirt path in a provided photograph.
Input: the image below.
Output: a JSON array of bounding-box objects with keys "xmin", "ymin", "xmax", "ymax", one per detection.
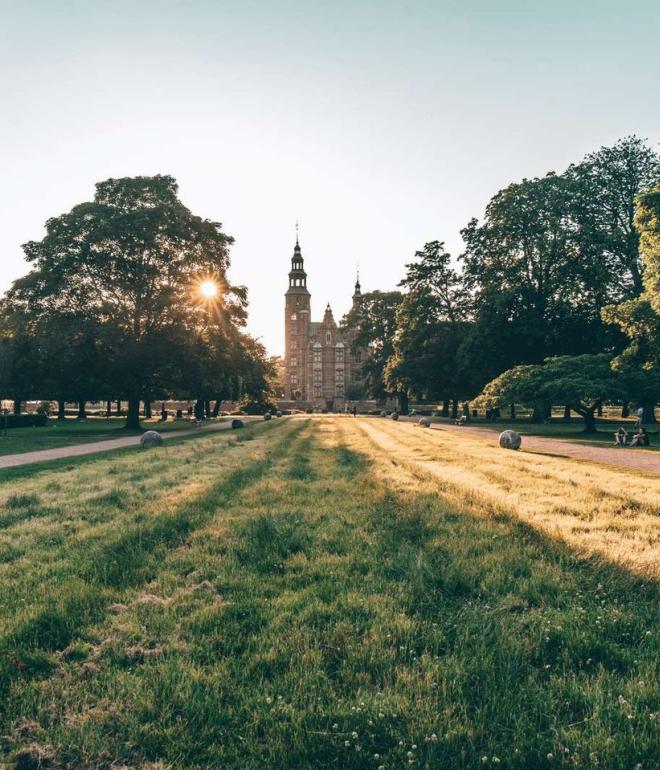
[
  {"xmin": 397, "ymin": 416, "xmax": 660, "ymax": 475},
  {"xmin": 0, "ymin": 417, "xmax": 262, "ymax": 470}
]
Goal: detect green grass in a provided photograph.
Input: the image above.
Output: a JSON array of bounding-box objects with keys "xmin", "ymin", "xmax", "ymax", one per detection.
[
  {"xmin": 0, "ymin": 416, "xmax": 229, "ymax": 457},
  {"xmin": 0, "ymin": 417, "xmax": 657, "ymax": 769},
  {"xmin": 425, "ymin": 415, "xmax": 660, "ymax": 450}
]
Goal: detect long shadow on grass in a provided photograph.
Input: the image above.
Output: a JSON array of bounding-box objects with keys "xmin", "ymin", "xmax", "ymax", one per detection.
[
  {"xmin": 0, "ymin": 419, "xmax": 303, "ymax": 704},
  {"xmin": 0, "ymin": 419, "xmax": 270, "ymax": 484},
  {"xmin": 183, "ymin": 437, "xmax": 659, "ymax": 769}
]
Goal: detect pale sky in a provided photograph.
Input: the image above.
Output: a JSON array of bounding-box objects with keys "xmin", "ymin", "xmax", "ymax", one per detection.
[{"xmin": 1, "ymin": 0, "xmax": 659, "ymax": 354}]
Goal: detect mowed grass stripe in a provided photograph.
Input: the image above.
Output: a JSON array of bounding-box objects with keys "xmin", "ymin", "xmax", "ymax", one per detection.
[
  {"xmin": 0, "ymin": 419, "xmax": 284, "ymax": 623},
  {"xmin": 1, "ymin": 417, "xmax": 657, "ymax": 770},
  {"xmin": 0, "ymin": 419, "xmax": 302, "ymax": 703}
]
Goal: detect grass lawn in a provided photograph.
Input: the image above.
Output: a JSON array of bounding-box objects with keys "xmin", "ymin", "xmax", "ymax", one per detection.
[
  {"xmin": 0, "ymin": 416, "xmax": 228, "ymax": 457},
  {"xmin": 0, "ymin": 416, "xmax": 657, "ymax": 769},
  {"xmin": 426, "ymin": 415, "xmax": 660, "ymax": 451}
]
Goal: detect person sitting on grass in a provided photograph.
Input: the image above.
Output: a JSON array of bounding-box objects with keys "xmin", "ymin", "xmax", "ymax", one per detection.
[
  {"xmin": 630, "ymin": 427, "xmax": 650, "ymax": 447},
  {"xmin": 614, "ymin": 426, "xmax": 628, "ymax": 446}
]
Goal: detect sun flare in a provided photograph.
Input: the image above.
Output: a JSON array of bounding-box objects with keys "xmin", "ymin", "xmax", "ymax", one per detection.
[{"xmin": 200, "ymin": 280, "xmax": 218, "ymax": 299}]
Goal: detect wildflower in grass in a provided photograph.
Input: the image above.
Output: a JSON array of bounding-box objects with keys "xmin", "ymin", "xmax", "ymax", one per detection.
[
  {"xmin": 351, "ymin": 732, "xmax": 358, "ymax": 739},
  {"xmin": 547, "ymin": 753, "xmax": 554, "ymax": 760},
  {"xmin": 492, "ymin": 758, "xmax": 500, "ymax": 764},
  {"xmin": 265, "ymin": 697, "xmax": 272, "ymax": 704},
  {"xmin": 332, "ymin": 724, "xmax": 338, "ymax": 730},
  {"xmin": 481, "ymin": 757, "xmax": 488, "ymax": 763},
  {"xmin": 344, "ymin": 741, "xmax": 350, "ymax": 747}
]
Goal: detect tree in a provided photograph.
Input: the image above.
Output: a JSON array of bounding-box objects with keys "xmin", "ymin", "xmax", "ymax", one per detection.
[
  {"xmin": 602, "ymin": 185, "xmax": 660, "ymax": 422},
  {"xmin": 386, "ymin": 241, "xmax": 473, "ymax": 413},
  {"xmin": 567, "ymin": 137, "xmax": 660, "ymax": 299},
  {"xmin": 341, "ymin": 291, "xmax": 403, "ymax": 405},
  {"xmin": 477, "ymin": 354, "xmax": 625, "ymax": 433},
  {"xmin": 12, "ymin": 175, "xmax": 243, "ymax": 428}
]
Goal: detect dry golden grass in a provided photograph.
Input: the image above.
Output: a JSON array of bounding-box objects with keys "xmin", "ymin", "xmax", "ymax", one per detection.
[{"xmin": 328, "ymin": 417, "xmax": 660, "ymax": 580}]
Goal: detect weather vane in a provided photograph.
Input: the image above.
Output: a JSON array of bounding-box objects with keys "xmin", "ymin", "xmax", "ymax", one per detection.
[{"xmin": 295, "ymin": 219, "xmax": 300, "ymax": 244}]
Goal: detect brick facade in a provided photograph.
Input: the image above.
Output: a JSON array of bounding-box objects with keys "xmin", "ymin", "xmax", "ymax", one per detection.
[{"xmin": 284, "ymin": 239, "xmax": 366, "ymax": 410}]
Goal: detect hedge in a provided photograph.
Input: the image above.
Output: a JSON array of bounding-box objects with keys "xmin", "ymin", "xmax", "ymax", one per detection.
[{"xmin": 0, "ymin": 413, "xmax": 48, "ymax": 429}]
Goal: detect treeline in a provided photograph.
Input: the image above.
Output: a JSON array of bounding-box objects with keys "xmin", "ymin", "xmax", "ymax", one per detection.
[
  {"xmin": 0, "ymin": 175, "xmax": 274, "ymax": 428},
  {"xmin": 342, "ymin": 136, "xmax": 660, "ymax": 432}
]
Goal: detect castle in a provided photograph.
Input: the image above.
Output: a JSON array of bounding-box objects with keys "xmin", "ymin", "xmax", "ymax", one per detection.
[{"xmin": 284, "ymin": 238, "xmax": 366, "ymax": 410}]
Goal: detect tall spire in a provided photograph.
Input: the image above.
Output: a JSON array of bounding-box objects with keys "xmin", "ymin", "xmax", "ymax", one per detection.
[
  {"xmin": 286, "ymin": 231, "xmax": 309, "ymax": 295},
  {"xmin": 295, "ymin": 219, "xmax": 300, "ymax": 247},
  {"xmin": 352, "ymin": 264, "xmax": 362, "ymax": 302}
]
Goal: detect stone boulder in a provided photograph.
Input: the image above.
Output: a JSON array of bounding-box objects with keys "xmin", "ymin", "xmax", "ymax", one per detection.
[
  {"xmin": 499, "ymin": 429, "xmax": 522, "ymax": 450},
  {"xmin": 231, "ymin": 419, "xmax": 244, "ymax": 429},
  {"xmin": 276, "ymin": 411, "xmax": 282, "ymax": 418},
  {"xmin": 418, "ymin": 417, "xmax": 431, "ymax": 428},
  {"xmin": 140, "ymin": 430, "xmax": 163, "ymax": 449},
  {"xmin": 263, "ymin": 413, "xmax": 272, "ymax": 421},
  {"xmin": 380, "ymin": 410, "xmax": 387, "ymax": 417},
  {"xmin": 390, "ymin": 412, "xmax": 399, "ymax": 421}
]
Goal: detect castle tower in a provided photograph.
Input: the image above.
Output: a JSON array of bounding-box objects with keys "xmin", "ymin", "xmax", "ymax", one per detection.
[
  {"xmin": 284, "ymin": 237, "xmax": 311, "ymax": 400},
  {"xmin": 352, "ymin": 270, "xmax": 362, "ymax": 307}
]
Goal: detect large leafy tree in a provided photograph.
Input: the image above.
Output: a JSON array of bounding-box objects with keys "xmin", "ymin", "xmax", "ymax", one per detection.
[
  {"xmin": 478, "ymin": 354, "xmax": 626, "ymax": 433},
  {"xmin": 386, "ymin": 241, "xmax": 473, "ymax": 414},
  {"xmin": 603, "ymin": 185, "xmax": 660, "ymax": 422},
  {"xmin": 341, "ymin": 291, "xmax": 403, "ymax": 405},
  {"xmin": 11, "ymin": 175, "xmax": 245, "ymax": 428},
  {"xmin": 567, "ymin": 136, "xmax": 660, "ymax": 299}
]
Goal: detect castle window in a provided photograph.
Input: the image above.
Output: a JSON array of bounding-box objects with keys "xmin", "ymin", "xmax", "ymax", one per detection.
[
  {"xmin": 355, "ymin": 350, "xmax": 362, "ymax": 363},
  {"xmin": 313, "ymin": 349, "xmax": 322, "ymax": 365},
  {"xmin": 291, "ymin": 313, "xmax": 297, "ymax": 320},
  {"xmin": 313, "ymin": 369, "xmax": 322, "ymax": 383},
  {"xmin": 335, "ymin": 368, "xmax": 344, "ymax": 382},
  {"xmin": 291, "ymin": 374, "xmax": 297, "ymax": 386},
  {"xmin": 291, "ymin": 326, "xmax": 297, "ymax": 335},
  {"xmin": 314, "ymin": 385, "xmax": 322, "ymax": 397},
  {"xmin": 336, "ymin": 384, "xmax": 344, "ymax": 397},
  {"xmin": 326, "ymin": 332, "xmax": 331, "ymax": 345},
  {"xmin": 292, "ymin": 340, "xmax": 298, "ymax": 350},
  {"xmin": 291, "ymin": 357, "xmax": 298, "ymax": 367},
  {"xmin": 335, "ymin": 348, "xmax": 344, "ymax": 363}
]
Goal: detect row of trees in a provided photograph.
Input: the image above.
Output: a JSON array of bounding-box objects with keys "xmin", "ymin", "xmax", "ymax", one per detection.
[
  {"xmin": 0, "ymin": 175, "xmax": 274, "ymax": 428},
  {"xmin": 342, "ymin": 137, "xmax": 660, "ymax": 431}
]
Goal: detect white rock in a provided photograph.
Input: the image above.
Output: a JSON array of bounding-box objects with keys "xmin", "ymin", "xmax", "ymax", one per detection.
[
  {"xmin": 499, "ymin": 429, "xmax": 521, "ymax": 450},
  {"xmin": 140, "ymin": 430, "xmax": 163, "ymax": 449},
  {"xmin": 390, "ymin": 412, "xmax": 399, "ymax": 421},
  {"xmin": 380, "ymin": 410, "xmax": 387, "ymax": 417},
  {"xmin": 418, "ymin": 417, "xmax": 431, "ymax": 427},
  {"xmin": 263, "ymin": 413, "xmax": 272, "ymax": 421}
]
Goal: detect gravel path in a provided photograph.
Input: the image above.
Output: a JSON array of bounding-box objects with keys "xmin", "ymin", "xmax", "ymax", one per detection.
[
  {"xmin": 0, "ymin": 417, "xmax": 261, "ymax": 470},
  {"xmin": 399, "ymin": 416, "xmax": 660, "ymax": 475}
]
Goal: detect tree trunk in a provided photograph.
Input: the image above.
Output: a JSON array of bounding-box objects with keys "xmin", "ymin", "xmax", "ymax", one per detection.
[
  {"xmin": 212, "ymin": 399, "xmax": 221, "ymax": 417},
  {"xmin": 106, "ymin": 400, "xmax": 112, "ymax": 418},
  {"xmin": 126, "ymin": 398, "xmax": 141, "ymax": 430},
  {"xmin": 563, "ymin": 405, "xmax": 571, "ymax": 419},
  {"xmin": 582, "ymin": 408, "xmax": 597, "ymax": 434},
  {"xmin": 398, "ymin": 391, "xmax": 409, "ymax": 415},
  {"xmin": 144, "ymin": 400, "xmax": 152, "ymax": 419},
  {"xmin": 545, "ymin": 404, "xmax": 552, "ymax": 420},
  {"xmin": 597, "ymin": 403, "xmax": 603, "ymax": 417},
  {"xmin": 205, "ymin": 400, "xmax": 211, "ymax": 418},
  {"xmin": 77, "ymin": 401, "xmax": 87, "ymax": 420},
  {"xmin": 621, "ymin": 401, "xmax": 630, "ymax": 418},
  {"xmin": 462, "ymin": 402, "xmax": 470, "ymax": 420},
  {"xmin": 451, "ymin": 399, "xmax": 458, "ymax": 419},
  {"xmin": 531, "ymin": 405, "xmax": 544, "ymax": 423},
  {"xmin": 116, "ymin": 400, "xmax": 122, "ymax": 416},
  {"xmin": 441, "ymin": 399, "xmax": 450, "ymax": 418},
  {"xmin": 509, "ymin": 402, "xmax": 515, "ymax": 420},
  {"xmin": 194, "ymin": 399, "xmax": 205, "ymax": 421},
  {"xmin": 13, "ymin": 400, "xmax": 22, "ymax": 415},
  {"xmin": 641, "ymin": 401, "xmax": 657, "ymax": 424}
]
